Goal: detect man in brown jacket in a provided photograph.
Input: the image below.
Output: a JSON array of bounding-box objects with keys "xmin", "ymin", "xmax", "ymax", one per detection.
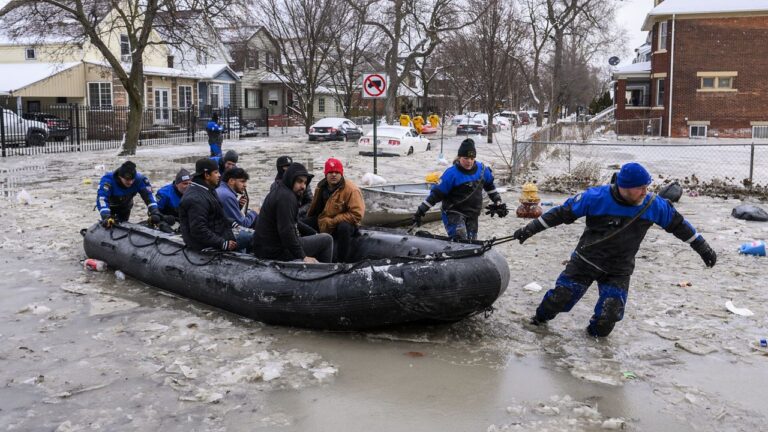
[{"xmin": 305, "ymin": 158, "xmax": 365, "ymax": 262}]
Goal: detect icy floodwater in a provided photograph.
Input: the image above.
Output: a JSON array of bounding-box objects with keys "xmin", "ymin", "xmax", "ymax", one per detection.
[{"xmin": 1, "ymin": 129, "xmax": 768, "ymax": 431}]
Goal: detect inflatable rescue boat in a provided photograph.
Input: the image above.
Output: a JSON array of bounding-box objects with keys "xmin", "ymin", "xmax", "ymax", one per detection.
[{"xmin": 82, "ymin": 223, "xmax": 510, "ymax": 330}]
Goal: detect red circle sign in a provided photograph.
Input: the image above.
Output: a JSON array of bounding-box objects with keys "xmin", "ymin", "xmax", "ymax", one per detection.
[{"xmin": 363, "ymin": 74, "xmax": 387, "ymax": 97}]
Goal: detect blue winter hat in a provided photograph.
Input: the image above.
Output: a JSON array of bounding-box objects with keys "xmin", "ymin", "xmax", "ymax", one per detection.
[{"xmin": 617, "ymin": 162, "xmax": 652, "ymax": 188}]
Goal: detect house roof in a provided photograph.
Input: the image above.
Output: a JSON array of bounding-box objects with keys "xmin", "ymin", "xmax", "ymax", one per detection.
[
  {"xmin": 82, "ymin": 60, "xmax": 239, "ymax": 81},
  {"xmin": 612, "ymin": 61, "xmax": 651, "ymax": 79},
  {"xmin": 0, "ymin": 62, "xmax": 80, "ymax": 93},
  {"xmin": 642, "ymin": 0, "xmax": 768, "ymax": 30}
]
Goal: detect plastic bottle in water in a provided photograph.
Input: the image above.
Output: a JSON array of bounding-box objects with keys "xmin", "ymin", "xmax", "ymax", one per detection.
[
  {"xmin": 738, "ymin": 240, "xmax": 766, "ymax": 257},
  {"xmin": 84, "ymin": 258, "xmax": 107, "ymax": 271}
]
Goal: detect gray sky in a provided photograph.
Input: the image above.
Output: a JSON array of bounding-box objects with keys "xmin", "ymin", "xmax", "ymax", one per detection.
[{"xmin": 616, "ymin": 0, "xmax": 654, "ymax": 64}]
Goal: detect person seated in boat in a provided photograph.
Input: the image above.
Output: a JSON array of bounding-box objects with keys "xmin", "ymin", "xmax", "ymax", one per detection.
[
  {"xmin": 155, "ymin": 168, "xmax": 192, "ymax": 232},
  {"xmin": 412, "ymin": 139, "xmax": 508, "ymax": 240},
  {"xmin": 216, "ymin": 167, "xmax": 258, "ymax": 253},
  {"xmin": 178, "ymin": 159, "xmax": 239, "ymax": 252},
  {"xmin": 305, "ymin": 158, "xmax": 365, "ymax": 263},
  {"xmin": 210, "ymin": 149, "xmax": 239, "ymax": 178},
  {"xmin": 252, "ymin": 162, "xmax": 333, "ymax": 263},
  {"xmin": 96, "ymin": 161, "xmax": 163, "ymax": 229},
  {"xmin": 512, "ymin": 162, "xmax": 716, "ymax": 337},
  {"xmin": 273, "ymin": 155, "xmax": 313, "ymax": 218}
]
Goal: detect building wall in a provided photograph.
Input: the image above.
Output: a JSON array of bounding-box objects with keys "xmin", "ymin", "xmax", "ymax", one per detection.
[
  {"xmin": 0, "ymin": 43, "xmax": 83, "ymax": 63},
  {"xmin": 313, "ymin": 95, "xmax": 344, "ymax": 119},
  {"xmin": 669, "ymin": 17, "xmax": 768, "ymax": 137},
  {"xmin": 14, "ymin": 63, "xmax": 86, "ymax": 98}
]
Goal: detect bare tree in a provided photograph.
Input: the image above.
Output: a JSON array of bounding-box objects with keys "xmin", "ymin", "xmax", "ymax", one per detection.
[
  {"xmin": 0, "ymin": 0, "xmax": 239, "ymax": 155},
  {"xmin": 254, "ymin": 0, "xmax": 343, "ymax": 132},
  {"xmin": 347, "ymin": 0, "xmax": 485, "ymax": 122},
  {"xmin": 510, "ymin": 0, "xmax": 553, "ymax": 127},
  {"xmin": 325, "ymin": 8, "xmax": 381, "ymax": 118}
]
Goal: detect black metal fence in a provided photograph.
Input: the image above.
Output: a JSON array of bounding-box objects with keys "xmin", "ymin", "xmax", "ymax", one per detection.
[{"xmin": 0, "ymin": 104, "xmax": 269, "ymax": 157}]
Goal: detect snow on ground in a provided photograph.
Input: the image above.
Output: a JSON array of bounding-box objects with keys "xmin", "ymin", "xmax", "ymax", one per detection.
[{"xmin": 1, "ymin": 126, "xmax": 767, "ymax": 431}]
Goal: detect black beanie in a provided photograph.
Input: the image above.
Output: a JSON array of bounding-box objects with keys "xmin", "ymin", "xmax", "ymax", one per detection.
[
  {"xmin": 174, "ymin": 168, "xmax": 191, "ymax": 184},
  {"xmin": 116, "ymin": 161, "xmax": 137, "ymax": 179},
  {"xmin": 223, "ymin": 150, "xmax": 239, "ymax": 164},
  {"xmin": 195, "ymin": 158, "xmax": 219, "ymax": 176},
  {"xmin": 457, "ymin": 139, "xmax": 476, "ymax": 158}
]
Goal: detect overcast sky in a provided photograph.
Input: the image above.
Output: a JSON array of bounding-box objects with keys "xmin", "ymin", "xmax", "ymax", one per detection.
[{"xmin": 616, "ymin": 0, "xmax": 654, "ymax": 64}]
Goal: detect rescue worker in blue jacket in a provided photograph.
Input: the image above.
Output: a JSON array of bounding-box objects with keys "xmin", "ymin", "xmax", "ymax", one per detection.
[
  {"xmin": 156, "ymin": 168, "xmax": 192, "ymax": 219},
  {"xmin": 412, "ymin": 138, "xmax": 508, "ymax": 240},
  {"xmin": 206, "ymin": 113, "xmax": 224, "ymax": 157},
  {"xmin": 514, "ymin": 162, "xmax": 717, "ymax": 337},
  {"xmin": 96, "ymin": 161, "xmax": 161, "ymax": 228}
]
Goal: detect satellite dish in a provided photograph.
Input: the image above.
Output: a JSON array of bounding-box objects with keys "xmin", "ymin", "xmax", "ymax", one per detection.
[{"xmin": 608, "ymin": 56, "xmax": 620, "ymax": 66}]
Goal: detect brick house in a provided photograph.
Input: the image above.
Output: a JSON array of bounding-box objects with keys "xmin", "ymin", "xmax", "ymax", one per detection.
[{"xmin": 613, "ymin": 0, "xmax": 768, "ymax": 138}]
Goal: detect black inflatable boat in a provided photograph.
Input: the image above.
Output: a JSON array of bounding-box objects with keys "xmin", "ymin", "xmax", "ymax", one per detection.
[{"xmin": 82, "ymin": 223, "xmax": 510, "ymax": 330}]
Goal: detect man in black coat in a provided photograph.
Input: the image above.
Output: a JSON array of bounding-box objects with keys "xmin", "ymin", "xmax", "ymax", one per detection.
[
  {"xmin": 273, "ymin": 155, "xmax": 313, "ymax": 217},
  {"xmin": 179, "ymin": 158, "xmax": 238, "ymax": 251},
  {"xmin": 253, "ymin": 162, "xmax": 333, "ymax": 263}
]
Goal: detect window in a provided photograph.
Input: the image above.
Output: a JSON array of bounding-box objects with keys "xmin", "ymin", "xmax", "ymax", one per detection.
[
  {"xmin": 25, "ymin": 48, "xmax": 36, "ymax": 60},
  {"xmin": 247, "ymin": 51, "xmax": 258, "ymax": 69},
  {"xmin": 753, "ymin": 126, "xmax": 768, "ymax": 139},
  {"xmin": 88, "ymin": 82, "xmax": 113, "ymax": 109},
  {"xmin": 179, "ymin": 85, "xmax": 192, "ymax": 109},
  {"xmin": 209, "ymin": 84, "xmax": 221, "ymax": 108},
  {"xmin": 658, "ymin": 21, "xmax": 668, "ymax": 51},
  {"xmin": 318, "ymin": 97, "xmax": 325, "ymax": 113},
  {"xmin": 698, "ymin": 72, "xmax": 737, "ymax": 91},
  {"xmin": 625, "ymin": 86, "xmax": 648, "ymax": 107},
  {"xmin": 335, "ymin": 99, "xmax": 341, "ymax": 112},
  {"xmin": 656, "ymin": 79, "xmax": 665, "ymax": 106},
  {"xmin": 690, "ymin": 125, "xmax": 707, "ymax": 138},
  {"xmin": 120, "ymin": 34, "xmax": 131, "ymax": 62}
]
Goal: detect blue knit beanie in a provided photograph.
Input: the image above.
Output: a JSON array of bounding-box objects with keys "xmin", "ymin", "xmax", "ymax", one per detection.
[{"xmin": 617, "ymin": 162, "xmax": 652, "ymax": 188}]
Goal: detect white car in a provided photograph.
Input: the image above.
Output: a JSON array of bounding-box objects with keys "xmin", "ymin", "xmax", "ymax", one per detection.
[
  {"xmin": 357, "ymin": 125, "xmax": 431, "ymax": 156},
  {"xmin": 2, "ymin": 109, "xmax": 48, "ymax": 147}
]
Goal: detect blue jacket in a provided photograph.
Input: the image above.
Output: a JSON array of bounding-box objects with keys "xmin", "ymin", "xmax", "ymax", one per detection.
[
  {"xmin": 216, "ymin": 183, "xmax": 258, "ymax": 228},
  {"xmin": 538, "ymin": 184, "xmax": 699, "ymax": 275},
  {"xmin": 207, "ymin": 120, "xmax": 223, "ymax": 145},
  {"xmin": 423, "ymin": 161, "xmax": 501, "ymax": 218},
  {"xmin": 156, "ymin": 183, "xmax": 183, "ymax": 217},
  {"xmin": 96, "ymin": 171, "xmax": 158, "ymax": 217}
]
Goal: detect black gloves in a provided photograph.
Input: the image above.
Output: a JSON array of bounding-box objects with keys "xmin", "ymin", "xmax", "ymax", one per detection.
[
  {"xmin": 413, "ymin": 203, "xmax": 430, "ymax": 226},
  {"xmin": 158, "ymin": 222, "xmax": 174, "ymax": 233},
  {"xmin": 691, "ymin": 236, "xmax": 717, "ymax": 267},
  {"xmin": 163, "ymin": 215, "xmax": 178, "ymax": 225},
  {"xmin": 148, "ymin": 208, "xmax": 162, "ymax": 225},
  {"xmin": 513, "ymin": 219, "xmax": 544, "ymax": 244},
  {"xmin": 485, "ymin": 202, "xmax": 509, "ymax": 218},
  {"xmin": 101, "ymin": 217, "xmax": 116, "ymax": 228}
]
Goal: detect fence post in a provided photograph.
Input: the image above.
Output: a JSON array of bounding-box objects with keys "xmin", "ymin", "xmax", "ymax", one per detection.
[
  {"xmin": 238, "ymin": 107, "xmax": 242, "ymax": 138},
  {"xmin": 0, "ymin": 108, "xmax": 5, "ymax": 158},
  {"xmin": 74, "ymin": 104, "xmax": 81, "ymax": 152},
  {"xmin": 749, "ymin": 142, "xmax": 755, "ymax": 191}
]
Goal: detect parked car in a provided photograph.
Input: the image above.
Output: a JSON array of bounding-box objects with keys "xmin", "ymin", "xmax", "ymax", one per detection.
[
  {"xmin": 2, "ymin": 109, "xmax": 48, "ymax": 147},
  {"xmin": 21, "ymin": 112, "xmax": 71, "ymax": 141},
  {"xmin": 492, "ymin": 114, "xmax": 511, "ymax": 129},
  {"xmin": 357, "ymin": 125, "xmax": 431, "ymax": 156},
  {"xmin": 457, "ymin": 116, "xmax": 489, "ymax": 135},
  {"xmin": 496, "ymin": 111, "xmax": 518, "ymax": 126},
  {"xmin": 308, "ymin": 117, "xmax": 364, "ymax": 141},
  {"xmin": 517, "ymin": 111, "xmax": 531, "ymax": 125}
]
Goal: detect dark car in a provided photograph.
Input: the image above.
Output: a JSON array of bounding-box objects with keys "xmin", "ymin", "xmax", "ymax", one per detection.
[
  {"xmin": 21, "ymin": 112, "xmax": 71, "ymax": 141},
  {"xmin": 456, "ymin": 118, "xmax": 488, "ymax": 135},
  {"xmin": 308, "ymin": 117, "xmax": 363, "ymax": 141}
]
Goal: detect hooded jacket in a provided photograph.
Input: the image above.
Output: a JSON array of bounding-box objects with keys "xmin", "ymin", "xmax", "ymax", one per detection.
[
  {"xmin": 306, "ymin": 177, "xmax": 365, "ymax": 234},
  {"xmin": 179, "ymin": 176, "xmax": 236, "ymax": 251},
  {"xmin": 273, "ymin": 167, "xmax": 313, "ymax": 216},
  {"xmin": 253, "ymin": 163, "xmax": 313, "ymax": 260}
]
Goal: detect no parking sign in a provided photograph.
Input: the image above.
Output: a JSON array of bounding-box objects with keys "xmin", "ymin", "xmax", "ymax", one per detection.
[{"xmin": 362, "ymin": 73, "xmax": 388, "ymax": 99}]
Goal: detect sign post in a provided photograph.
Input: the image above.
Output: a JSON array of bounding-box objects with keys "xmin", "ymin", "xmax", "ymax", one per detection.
[{"xmin": 362, "ymin": 73, "xmax": 388, "ymax": 174}]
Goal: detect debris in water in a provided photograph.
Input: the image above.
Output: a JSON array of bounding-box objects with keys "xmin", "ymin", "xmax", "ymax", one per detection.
[
  {"xmin": 677, "ymin": 280, "xmax": 692, "ymax": 287},
  {"xmin": 601, "ymin": 418, "xmax": 626, "ymax": 429},
  {"xmin": 17, "ymin": 304, "xmax": 51, "ymax": 315},
  {"xmin": 622, "ymin": 371, "xmax": 637, "ymax": 380},
  {"xmin": 115, "ymin": 270, "xmax": 126, "ymax": 281},
  {"xmin": 725, "ymin": 300, "xmax": 754, "ymax": 316},
  {"xmin": 405, "ymin": 351, "xmax": 425, "ymax": 358},
  {"xmin": 16, "ymin": 189, "xmax": 32, "ymax": 205},
  {"xmin": 674, "ymin": 341, "xmax": 718, "ymax": 355},
  {"xmin": 523, "ymin": 282, "xmax": 543, "ymax": 292}
]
